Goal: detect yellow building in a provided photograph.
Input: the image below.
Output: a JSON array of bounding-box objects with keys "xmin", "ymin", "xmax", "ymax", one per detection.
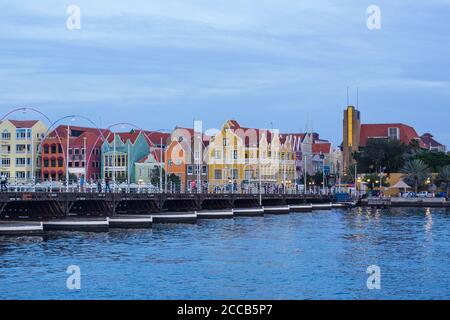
[
  {"xmin": 207, "ymin": 120, "xmax": 296, "ymax": 191},
  {"xmin": 0, "ymin": 120, "xmax": 48, "ymax": 183}
]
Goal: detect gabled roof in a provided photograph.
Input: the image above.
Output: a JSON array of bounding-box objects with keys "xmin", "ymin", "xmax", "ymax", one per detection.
[
  {"xmin": 45, "ymin": 125, "xmax": 111, "ymax": 147},
  {"xmin": 224, "ymin": 120, "xmax": 276, "ymax": 147},
  {"xmin": 282, "ymin": 134, "xmax": 305, "ymax": 152},
  {"xmin": 172, "ymin": 127, "xmax": 210, "ymax": 146},
  {"xmin": 420, "ymin": 133, "xmax": 444, "ymax": 149},
  {"xmin": 8, "ymin": 120, "xmax": 39, "ymax": 128},
  {"xmin": 107, "ymin": 132, "xmax": 141, "ymax": 144},
  {"xmin": 137, "ymin": 149, "xmax": 164, "ymax": 163},
  {"xmin": 106, "ymin": 131, "xmax": 170, "ymax": 146},
  {"xmin": 49, "ymin": 125, "xmax": 110, "ymax": 138}
]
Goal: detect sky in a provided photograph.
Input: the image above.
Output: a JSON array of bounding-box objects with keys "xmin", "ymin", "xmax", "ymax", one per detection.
[{"xmin": 0, "ymin": 0, "xmax": 450, "ymax": 147}]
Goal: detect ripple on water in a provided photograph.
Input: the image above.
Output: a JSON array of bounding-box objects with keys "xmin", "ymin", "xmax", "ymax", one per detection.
[{"xmin": 1, "ymin": 208, "xmax": 450, "ymax": 299}]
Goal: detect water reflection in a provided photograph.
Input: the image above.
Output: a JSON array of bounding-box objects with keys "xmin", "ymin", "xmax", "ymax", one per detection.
[
  {"xmin": 424, "ymin": 208, "xmax": 433, "ymax": 240},
  {"xmin": 1, "ymin": 208, "xmax": 450, "ymax": 299}
]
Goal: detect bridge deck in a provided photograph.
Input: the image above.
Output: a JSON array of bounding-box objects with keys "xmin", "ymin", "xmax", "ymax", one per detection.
[{"xmin": 0, "ymin": 192, "xmax": 333, "ymax": 220}]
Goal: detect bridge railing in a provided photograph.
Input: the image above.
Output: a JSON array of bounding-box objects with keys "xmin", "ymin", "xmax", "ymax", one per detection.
[{"xmin": 0, "ymin": 182, "xmax": 337, "ymax": 196}]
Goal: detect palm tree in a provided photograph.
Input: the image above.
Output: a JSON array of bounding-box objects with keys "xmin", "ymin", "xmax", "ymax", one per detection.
[
  {"xmin": 401, "ymin": 159, "xmax": 430, "ymax": 193},
  {"xmin": 438, "ymin": 165, "xmax": 450, "ymax": 199}
]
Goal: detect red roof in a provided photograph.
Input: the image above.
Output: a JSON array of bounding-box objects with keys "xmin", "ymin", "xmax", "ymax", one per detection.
[
  {"xmin": 45, "ymin": 125, "xmax": 111, "ymax": 148},
  {"xmin": 142, "ymin": 131, "xmax": 171, "ymax": 145},
  {"xmin": 107, "ymin": 132, "xmax": 140, "ymax": 144},
  {"xmin": 8, "ymin": 120, "xmax": 39, "ymax": 128},
  {"xmin": 172, "ymin": 127, "xmax": 210, "ymax": 145},
  {"xmin": 312, "ymin": 143, "xmax": 331, "ymax": 154},
  {"xmin": 360, "ymin": 124, "xmax": 425, "ymax": 147},
  {"xmin": 137, "ymin": 149, "xmax": 164, "ymax": 163},
  {"xmin": 106, "ymin": 131, "xmax": 170, "ymax": 146},
  {"xmin": 420, "ymin": 133, "xmax": 444, "ymax": 149}
]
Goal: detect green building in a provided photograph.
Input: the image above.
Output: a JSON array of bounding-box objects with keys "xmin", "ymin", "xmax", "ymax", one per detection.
[{"xmin": 101, "ymin": 131, "xmax": 151, "ymax": 183}]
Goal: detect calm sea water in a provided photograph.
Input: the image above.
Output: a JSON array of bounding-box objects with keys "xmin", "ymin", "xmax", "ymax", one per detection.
[{"xmin": 1, "ymin": 207, "xmax": 450, "ymax": 300}]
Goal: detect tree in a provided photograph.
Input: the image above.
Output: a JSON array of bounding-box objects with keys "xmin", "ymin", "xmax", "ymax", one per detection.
[
  {"xmin": 150, "ymin": 166, "xmax": 165, "ymax": 187},
  {"xmin": 342, "ymin": 163, "xmax": 356, "ymax": 182},
  {"xmin": 401, "ymin": 159, "xmax": 430, "ymax": 193},
  {"xmin": 438, "ymin": 165, "xmax": 450, "ymax": 198},
  {"xmin": 353, "ymin": 139, "xmax": 408, "ymax": 174},
  {"xmin": 312, "ymin": 171, "xmax": 324, "ymax": 186},
  {"xmin": 413, "ymin": 150, "xmax": 450, "ymax": 172}
]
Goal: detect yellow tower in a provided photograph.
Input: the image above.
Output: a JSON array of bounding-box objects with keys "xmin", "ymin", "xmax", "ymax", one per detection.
[{"xmin": 342, "ymin": 106, "xmax": 361, "ymax": 171}]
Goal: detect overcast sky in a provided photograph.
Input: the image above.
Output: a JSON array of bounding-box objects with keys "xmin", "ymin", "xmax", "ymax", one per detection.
[{"xmin": 1, "ymin": 1, "xmax": 449, "ymax": 147}]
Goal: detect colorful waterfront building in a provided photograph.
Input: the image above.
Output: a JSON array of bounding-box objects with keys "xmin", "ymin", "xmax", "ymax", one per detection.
[
  {"xmin": 206, "ymin": 120, "xmax": 296, "ymax": 191},
  {"xmin": 0, "ymin": 120, "xmax": 48, "ymax": 182},
  {"xmin": 134, "ymin": 150, "xmax": 163, "ymax": 184},
  {"xmin": 342, "ymin": 105, "xmax": 446, "ymax": 170},
  {"xmin": 41, "ymin": 125, "xmax": 110, "ymax": 181},
  {"xmin": 101, "ymin": 130, "xmax": 170, "ymax": 184},
  {"xmin": 164, "ymin": 127, "xmax": 209, "ymax": 192}
]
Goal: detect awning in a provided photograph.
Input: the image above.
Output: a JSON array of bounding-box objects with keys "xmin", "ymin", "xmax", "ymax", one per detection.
[{"xmin": 390, "ymin": 179, "xmax": 412, "ymax": 189}]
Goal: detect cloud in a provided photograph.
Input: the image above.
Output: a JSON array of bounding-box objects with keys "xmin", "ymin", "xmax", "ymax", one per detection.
[{"xmin": 0, "ymin": 0, "xmax": 450, "ymax": 146}]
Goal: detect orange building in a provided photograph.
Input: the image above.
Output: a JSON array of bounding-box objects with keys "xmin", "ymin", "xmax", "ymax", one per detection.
[{"xmin": 165, "ymin": 127, "xmax": 209, "ymax": 192}]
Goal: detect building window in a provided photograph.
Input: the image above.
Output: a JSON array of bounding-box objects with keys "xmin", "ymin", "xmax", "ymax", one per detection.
[
  {"xmin": 223, "ymin": 138, "xmax": 229, "ymax": 146},
  {"xmin": 233, "ymin": 150, "xmax": 238, "ymax": 160},
  {"xmin": 214, "ymin": 150, "xmax": 221, "ymax": 159},
  {"xmin": 16, "ymin": 158, "xmax": 26, "ymax": 167},
  {"xmin": 202, "ymin": 165, "xmax": 207, "ymax": 175},
  {"xmin": 1, "ymin": 158, "xmax": 11, "ymax": 167},
  {"xmin": 51, "ymin": 159, "xmax": 56, "ymax": 167},
  {"xmin": 16, "ymin": 144, "xmax": 26, "ymax": 153},
  {"xmin": 187, "ymin": 165, "xmax": 193, "ymax": 174},
  {"xmin": 51, "ymin": 144, "xmax": 57, "ymax": 154},
  {"xmin": 214, "ymin": 169, "xmax": 222, "ymax": 180},
  {"xmin": 16, "ymin": 129, "xmax": 28, "ymax": 140},
  {"xmin": 16, "ymin": 171, "xmax": 26, "ymax": 179},
  {"xmin": 388, "ymin": 127, "xmax": 400, "ymax": 140},
  {"xmin": 74, "ymin": 148, "xmax": 80, "ymax": 155},
  {"xmin": 2, "ymin": 130, "xmax": 11, "ymax": 140}
]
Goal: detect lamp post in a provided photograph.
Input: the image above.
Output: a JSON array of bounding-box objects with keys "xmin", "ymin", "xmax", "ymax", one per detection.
[
  {"xmin": 127, "ymin": 142, "xmax": 131, "ymax": 189},
  {"xmin": 83, "ymin": 136, "xmax": 87, "ymax": 183},
  {"xmin": 320, "ymin": 152, "xmax": 325, "ymax": 195},
  {"xmin": 259, "ymin": 157, "xmax": 262, "ymax": 205},
  {"xmin": 303, "ymin": 153, "xmax": 307, "ymax": 195},
  {"xmin": 66, "ymin": 124, "xmax": 70, "ymax": 192},
  {"xmin": 159, "ymin": 137, "xmax": 163, "ymax": 193},
  {"xmin": 196, "ymin": 136, "xmax": 202, "ymax": 194},
  {"xmin": 113, "ymin": 132, "xmax": 116, "ymax": 192},
  {"xmin": 283, "ymin": 155, "xmax": 287, "ymax": 194},
  {"xmin": 30, "ymin": 128, "xmax": 35, "ymax": 184}
]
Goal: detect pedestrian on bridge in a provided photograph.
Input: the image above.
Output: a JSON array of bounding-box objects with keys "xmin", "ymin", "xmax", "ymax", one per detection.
[
  {"xmin": 0, "ymin": 174, "xmax": 6, "ymax": 192},
  {"xmin": 105, "ymin": 177, "xmax": 111, "ymax": 193}
]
